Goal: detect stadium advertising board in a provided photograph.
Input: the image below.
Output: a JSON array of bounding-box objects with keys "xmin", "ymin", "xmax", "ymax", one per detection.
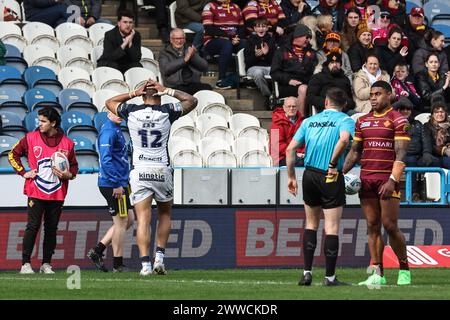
[{"xmin": 0, "ymin": 207, "xmax": 449, "ymax": 270}]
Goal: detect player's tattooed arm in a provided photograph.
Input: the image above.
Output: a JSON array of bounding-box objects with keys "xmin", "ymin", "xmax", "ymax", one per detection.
[
  {"xmin": 172, "ymin": 90, "xmax": 198, "ymax": 116},
  {"xmin": 394, "ymin": 139, "xmax": 409, "ymax": 163},
  {"xmin": 342, "ymin": 140, "xmax": 362, "ymax": 174}
]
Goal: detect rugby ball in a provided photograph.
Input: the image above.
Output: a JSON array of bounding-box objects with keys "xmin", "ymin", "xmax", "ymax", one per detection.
[
  {"xmin": 344, "ymin": 173, "xmax": 361, "ymax": 195},
  {"xmin": 51, "ymin": 151, "xmax": 69, "ymax": 171}
]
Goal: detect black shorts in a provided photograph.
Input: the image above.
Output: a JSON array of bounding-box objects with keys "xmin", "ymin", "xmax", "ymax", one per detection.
[
  {"xmin": 99, "ymin": 186, "xmax": 132, "ymax": 217},
  {"xmin": 302, "ymin": 167, "xmax": 346, "ymax": 209}
]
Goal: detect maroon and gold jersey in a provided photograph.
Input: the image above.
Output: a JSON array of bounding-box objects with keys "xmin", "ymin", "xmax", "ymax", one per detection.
[
  {"xmin": 354, "ymin": 107, "xmax": 410, "ymax": 180},
  {"xmin": 242, "ymin": 0, "xmax": 286, "ymax": 28},
  {"xmin": 202, "ymin": 1, "xmax": 244, "ymax": 45}
]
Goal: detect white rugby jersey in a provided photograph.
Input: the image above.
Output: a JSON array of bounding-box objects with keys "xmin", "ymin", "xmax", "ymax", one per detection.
[{"xmin": 117, "ymin": 102, "xmax": 183, "ymax": 167}]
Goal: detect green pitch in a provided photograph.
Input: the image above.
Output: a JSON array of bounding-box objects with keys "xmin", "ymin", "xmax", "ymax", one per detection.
[{"xmin": 1, "ymin": 268, "xmax": 450, "ymax": 300}]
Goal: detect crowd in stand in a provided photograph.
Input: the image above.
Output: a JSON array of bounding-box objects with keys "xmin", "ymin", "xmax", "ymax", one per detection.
[{"xmin": 3, "ymin": 0, "xmax": 450, "ymax": 201}]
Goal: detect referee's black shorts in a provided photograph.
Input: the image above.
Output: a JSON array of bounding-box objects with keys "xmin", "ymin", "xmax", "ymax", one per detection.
[
  {"xmin": 99, "ymin": 186, "xmax": 132, "ymax": 217},
  {"xmin": 302, "ymin": 167, "xmax": 346, "ymax": 209}
]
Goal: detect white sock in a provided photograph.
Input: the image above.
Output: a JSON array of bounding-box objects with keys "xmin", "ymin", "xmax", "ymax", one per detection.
[
  {"xmin": 155, "ymin": 251, "xmax": 164, "ymax": 262},
  {"xmin": 142, "ymin": 261, "xmax": 151, "ymax": 269},
  {"xmin": 325, "ymin": 275, "xmax": 336, "ymax": 282},
  {"xmin": 303, "ymin": 270, "xmax": 312, "ymax": 276}
]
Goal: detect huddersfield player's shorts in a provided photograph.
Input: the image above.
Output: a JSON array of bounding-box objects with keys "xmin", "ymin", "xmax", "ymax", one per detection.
[
  {"xmin": 359, "ymin": 178, "xmax": 401, "ymax": 199},
  {"xmin": 99, "ymin": 186, "xmax": 132, "ymax": 217},
  {"xmin": 129, "ymin": 166, "xmax": 174, "ymax": 204},
  {"xmin": 302, "ymin": 166, "xmax": 346, "ymax": 209}
]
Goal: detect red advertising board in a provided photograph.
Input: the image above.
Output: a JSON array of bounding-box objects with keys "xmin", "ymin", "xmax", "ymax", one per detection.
[{"xmin": 383, "ymin": 245, "xmax": 450, "ymax": 268}]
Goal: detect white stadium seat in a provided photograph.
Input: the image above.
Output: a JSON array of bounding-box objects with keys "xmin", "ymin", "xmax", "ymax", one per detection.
[
  {"xmin": 168, "ymin": 136, "xmax": 198, "ymax": 158},
  {"xmin": 0, "ymin": 22, "xmax": 27, "ymax": 52},
  {"xmin": 196, "ymin": 113, "xmax": 228, "ymax": 135},
  {"xmin": 22, "ymin": 22, "xmax": 59, "ymax": 51},
  {"xmin": 88, "ymin": 23, "xmax": 114, "ymax": 46},
  {"xmin": 55, "ymin": 22, "xmax": 93, "ymax": 53},
  {"xmin": 193, "ymin": 90, "xmax": 225, "ymax": 115},
  {"xmin": 92, "ymin": 67, "xmax": 129, "ymax": 93},
  {"xmin": 240, "ymin": 149, "xmax": 272, "ymax": 167},
  {"xmin": 230, "ymin": 113, "xmax": 260, "ymax": 136},
  {"xmin": 171, "ymin": 126, "xmax": 202, "ymax": 145},
  {"xmin": 204, "ymin": 126, "xmax": 235, "ymax": 146},
  {"xmin": 58, "ymin": 66, "xmax": 95, "ymax": 96},
  {"xmin": 237, "ymin": 126, "xmax": 269, "ymax": 144},
  {"xmin": 201, "ymin": 102, "xmax": 233, "ymax": 123},
  {"xmin": 199, "ymin": 136, "xmax": 233, "ymax": 160},
  {"xmin": 206, "ymin": 150, "xmax": 237, "ymax": 167},
  {"xmin": 93, "ymin": 89, "xmax": 119, "ymax": 112},
  {"xmin": 23, "ymin": 44, "xmax": 61, "ymax": 74},
  {"xmin": 172, "ymin": 149, "xmax": 203, "ymax": 167},
  {"xmin": 57, "ymin": 45, "xmax": 94, "ymax": 73},
  {"xmin": 234, "ymin": 137, "xmax": 267, "ymax": 165},
  {"xmin": 90, "ymin": 45, "xmax": 103, "ymax": 68}
]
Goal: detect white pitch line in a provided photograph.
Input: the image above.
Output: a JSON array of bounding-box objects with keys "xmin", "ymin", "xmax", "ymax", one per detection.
[
  {"xmin": 0, "ymin": 276, "xmax": 425, "ymax": 288},
  {"xmin": 0, "ymin": 276, "xmax": 293, "ymax": 286}
]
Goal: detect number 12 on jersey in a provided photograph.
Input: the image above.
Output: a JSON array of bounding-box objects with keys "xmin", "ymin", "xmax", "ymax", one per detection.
[{"xmin": 138, "ymin": 129, "xmax": 162, "ymax": 148}]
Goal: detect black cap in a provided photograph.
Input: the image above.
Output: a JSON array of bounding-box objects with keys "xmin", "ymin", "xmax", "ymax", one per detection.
[
  {"xmin": 325, "ymin": 51, "xmax": 342, "ymax": 65},
  {"xmin": 293, "ymin": 24, "xmax": 312, "ymax": 38}
]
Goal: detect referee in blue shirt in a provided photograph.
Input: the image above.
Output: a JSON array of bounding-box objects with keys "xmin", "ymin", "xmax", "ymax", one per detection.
[
  {"xmin": 286, "ymin": 87, "xmax": 355, "ymax": 286},
  {"xmin": 87, "ymin": 112, "xmax": 135, "ymax": 272}
]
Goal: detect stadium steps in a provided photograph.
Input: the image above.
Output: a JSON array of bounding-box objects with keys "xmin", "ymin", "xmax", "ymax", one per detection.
[{"xmin": 101, "ymin": 1, "xmax": 272, "ymax": 131}]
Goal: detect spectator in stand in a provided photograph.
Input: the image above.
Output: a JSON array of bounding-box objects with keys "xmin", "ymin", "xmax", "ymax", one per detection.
[
  {"xmin": 314, "ymin": 32, "xmax": 353, "ymax": 81},
  {"xmin": 412, "ymin": 29, "xmax": 448, "ymax": 76},
  {"xmin": 375, "ymin": 27, "xmax": 409, "ymax": 76},
  {"xmin": 311, "ymin": 0, "xmax": 345, "ymax": 32},
  {"xmin": 97, "ymin": 10, "xmax": 142, "ymax": 74},
  {"xmin": 175, "ymin": 0, "xmax": 210, "ymax": 50},
  {"xmin": 370, "ymin": 7, "xmax": 408, "ymax": 47},
  {"xmin": 348, "ymin": 22, "xmax": 373, "ymax": 72},
  {"xmin": 307, "ymin": 51, "xmax": 355, "ymax": 114},
  {"xmin": 340, "ymin": 7, "xmax": 362, "ymax": 51},
  {"xmin": 315, "ymin": 14, "xmax": 333, "ymax": 49},
  {"xmin": 391, "ymin": 62, "xmax": 421, "ymax": 112},
  {"xmin": 270, "ymin": 24, "xmax": 318, "ymax": 117},
  {"xmin": 394, "ymin": 98, "xmax": 437, "ymax": 202},
  {"xmin": 422, "ymin": 98, "xmax": 450, "ymax": 169},
  {"xmin": 343, "ymin": 0, "xmax": 368, "ymax": 20},
  {"xmin": 404, "ymin": 7, "xmax": 430, "ymax": 57},
  {"xmin": 242, "ymin": 0, "xmax": 288, "ymax": 40},
  {"xmin": 23, "ymin": 0, "xmax": 70, "ymax": 28},
  {"xmin": 67, "ymin": 0, "xmax": 111, "ymax": 27},
  {"xmin": 382, "ymin": 0, "xmax": 406, "ymax": 29},
  {"xmin": 415, "ymin": 53, "xmax": 450, "ymax": 112},
  {"xmin": 270, "ymin": 96, "xmax": 304, "ymax": 167},
  {"xmin": 353, "ymin": 53, "xmax": 391, "ymax": 112},
  {"xmin": 159, "ymin": 28, "xmax": 212, "ymax": 95},
  {"xmin": 300, "ymin": 15, "xmax": 318, "ymax": 50},
  {"xmin": 244, "ymin": 18, "xmax": 276, "ymax": 107},
  {"xmin": 280, "ymin": 0, "xmax": 312, "ymax": 35},
  {"xmin": 202, "ymin": 0, "xmax": 245, "ymax": 89}
]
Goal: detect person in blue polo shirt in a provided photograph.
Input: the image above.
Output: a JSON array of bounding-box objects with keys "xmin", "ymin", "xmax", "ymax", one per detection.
[
  {"xmin": 286, "ymin": 87, "xmax": 355, "ymax": 286},
  {"xmin": 87, "ymin": 111, "xmax": 135, "ymax": 272}
]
